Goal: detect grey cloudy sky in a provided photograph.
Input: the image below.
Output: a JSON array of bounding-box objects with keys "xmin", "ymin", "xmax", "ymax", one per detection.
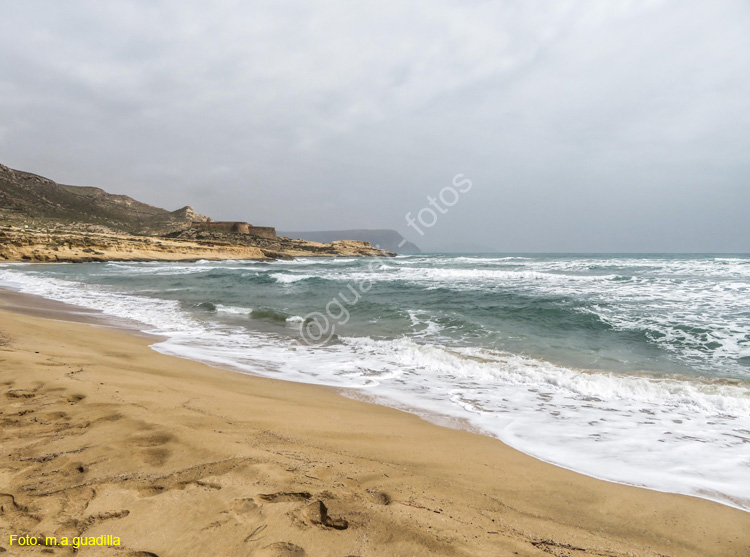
[{"xmin": 1, "ymin": 0, "xmax": 749, "ymax": 252}]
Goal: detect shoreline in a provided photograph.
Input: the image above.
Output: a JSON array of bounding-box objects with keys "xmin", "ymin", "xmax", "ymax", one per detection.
[
  {"xmin": 1, "ymin": 287, "xmax": 749, "ymax": 555},
  {"xmin": 3, "ymin": 273, "xmax": 749, "ymax": 514},
  {"xmin": 0, "ymin": 283, "xmax": 494, "ymax": 469}
]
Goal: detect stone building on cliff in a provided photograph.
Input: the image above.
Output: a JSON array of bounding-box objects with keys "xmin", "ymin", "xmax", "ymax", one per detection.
[{"xmin": 190, "ymin": 220, "xmax": 276, "ymax": 239}]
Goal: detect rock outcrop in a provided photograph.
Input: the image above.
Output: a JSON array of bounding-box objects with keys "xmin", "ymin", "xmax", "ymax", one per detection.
[
  {"xmin": 168, "ymin": 227, "xmax": 394, "ymax": 258},
  {"xmin": 280, "ymin": 229, "xmax": 421, "ymax": 254},
  {"xmin": 171, "ymin": 205, "xmax": 209, "ymax": 222},
  {"xmin": 0, "ymin": 226, "xmax": 394, "ymax": 262}
]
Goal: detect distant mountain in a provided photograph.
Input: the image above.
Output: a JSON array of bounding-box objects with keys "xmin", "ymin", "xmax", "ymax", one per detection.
[
  {"xmin": 281, "ymin": 229, "xmax": 421, "ymax": 254},
  {"xmin": 0, "ymin": 162, "xmax": 207, "ymax": 234}
]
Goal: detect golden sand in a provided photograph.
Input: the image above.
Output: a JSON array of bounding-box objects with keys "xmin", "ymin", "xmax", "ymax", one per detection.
[{"xmin": 1, "ymin": 291, "xmax": 748, "ymax": 556}]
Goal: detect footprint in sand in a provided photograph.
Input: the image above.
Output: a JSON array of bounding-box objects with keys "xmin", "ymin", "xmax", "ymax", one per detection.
[
  {"xmin": 0, "ymin": 492, "xmax": 27, "ymax": 514},
  {"xmin": 231, "ymin": 497, "xmax": 263, "ymax": 517},
  {"xmin": 137, "ymin": 458, "xmax": 239, "ymax": 497},
  {"xmin": 254, "ymin": 492, "xmax": 349, "ymax": 530},
  {"xmin": 370, "ymin": 491, "xmax": 391, "ymax": 506},
  {"xmin": 258, "ymin": 492, "xmax": 311, "ymax": 503},
  {"xmin": 0, "ymin": 492, "xmax": 41, "ymax": 530},
  {"xmin": 142, "ymin": 447, "xmax": 171, "ymax": 466},
  {"xmin": 92, "ymin": 412, "xmax": 123, "ymax": 424},
  {"xmin": 125, "ymin": 432, "xmax": 174, "ymax": 466},
  {"xmin": 255, "ymin": 542, "xmax": 307, "ymax": 557},
  {"xmin": 127, "ymin": 432, "xmax": 174, "ymax": 447},
  {"xmin": 300, "ymin": 500, "xmax": 349, "ymax": 530},
  {"xmin": 5, "ymin": 389, "xmax": 35, "ymax": 399},
  {"xmin": 46, "ymin": 411, "xmax": 68, "ymax": 420}
]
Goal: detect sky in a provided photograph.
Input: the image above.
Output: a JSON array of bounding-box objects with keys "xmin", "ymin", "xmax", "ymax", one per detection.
[{"xmin": 1, "ymin": 0, "xmax": 749, "ymax": 252}]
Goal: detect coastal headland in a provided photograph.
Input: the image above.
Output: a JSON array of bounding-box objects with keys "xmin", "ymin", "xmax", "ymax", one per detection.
[{"xmin": 0, "ymin": 162, "xmax": 396, "ymax": 262}]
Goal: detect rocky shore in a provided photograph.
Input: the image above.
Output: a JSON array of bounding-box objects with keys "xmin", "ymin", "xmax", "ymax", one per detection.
[{"xmin": 0, "ymin": 226, "xmax": 395, "ymax": 263}]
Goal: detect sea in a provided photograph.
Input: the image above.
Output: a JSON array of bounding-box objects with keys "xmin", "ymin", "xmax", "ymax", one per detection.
[{"xmin": 1, "ymin": 254, "xmax": 749, "ymax": 510}]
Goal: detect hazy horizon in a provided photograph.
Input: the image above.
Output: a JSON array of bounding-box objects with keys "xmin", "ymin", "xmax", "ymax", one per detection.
[{"xmin": 1, "ymin": 1, "xmax": 749, "ymax": 252}]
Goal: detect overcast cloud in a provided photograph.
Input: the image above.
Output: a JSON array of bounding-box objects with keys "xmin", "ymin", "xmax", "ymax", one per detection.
[{"xmin": 1, "ymin": 0, "xmax": 748, "ymax": 252}]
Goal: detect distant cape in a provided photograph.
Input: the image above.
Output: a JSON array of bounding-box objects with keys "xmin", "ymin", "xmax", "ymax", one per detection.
[{"xmin": 280, "ymin": 229, "xmax": 421, "ymax": 254}]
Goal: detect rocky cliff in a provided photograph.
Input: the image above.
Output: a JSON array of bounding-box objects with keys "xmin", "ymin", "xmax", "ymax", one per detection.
[
  {"xmin": 0, "ymin": 162, "xmax": 395, "ymax": 262},
  {"xmin": 0, "ymin": 226, "xmax": 393, "ymax": 263}
]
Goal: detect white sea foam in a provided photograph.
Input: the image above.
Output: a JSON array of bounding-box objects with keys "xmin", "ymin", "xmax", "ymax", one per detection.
[
  {"xmin": 154, "ymin": 330, "xmax": 750, "ymax": 511},
  {"xmin": 406, "ymin": 309, "xmax": 444, "ymax": 338},
  {"xmin": 270, "ymin": 273, "xmax": 315, "ymax": 283},
  {"xmin": 1, "ymin": 262, "xmax": 749, "ymax": 511},
  {"xmin": 216, "ymin": 304, "xmax": 253, "ymax": 315}
]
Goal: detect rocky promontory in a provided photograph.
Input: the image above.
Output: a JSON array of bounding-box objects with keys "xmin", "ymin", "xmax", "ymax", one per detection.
[
  {"xmin": 0, "ymin": 226, "xmax": 393, "ymax": 263},
  {"xmin": 0, "ymin": 162, "xmax": 395, "ymax": 262}
]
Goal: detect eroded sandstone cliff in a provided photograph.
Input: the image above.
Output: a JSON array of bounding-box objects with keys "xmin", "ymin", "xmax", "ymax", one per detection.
[{"xmin": 0, "ymin": 226, "xmax": 394, "ymax": 263}]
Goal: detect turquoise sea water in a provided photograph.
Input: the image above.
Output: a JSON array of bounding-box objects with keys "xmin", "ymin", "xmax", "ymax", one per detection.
[{"xmin": 2, "ymin": 254, "xmax": 749, "ymax": 509}]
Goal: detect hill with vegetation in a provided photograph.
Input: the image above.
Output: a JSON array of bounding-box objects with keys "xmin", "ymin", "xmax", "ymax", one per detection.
[
  {"xmin": 0, "ymin": 163, "xmax": 206, "ymax": 235},
  {"xmin": 0, "ymin": 162, "xmax": 395, "ymax": 262}
]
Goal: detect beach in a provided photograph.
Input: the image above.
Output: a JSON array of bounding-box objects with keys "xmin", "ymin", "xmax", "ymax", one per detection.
[{"xmin": 1, "ymin": 288, "xmax": 749, "ymax": 556}]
